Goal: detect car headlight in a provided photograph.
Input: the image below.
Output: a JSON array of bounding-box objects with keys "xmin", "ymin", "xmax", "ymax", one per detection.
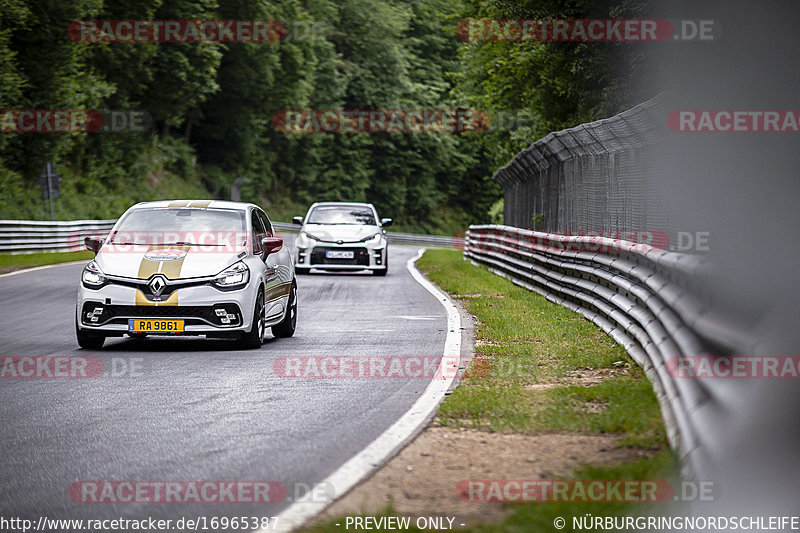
[
  {"xmin": 213, "ymin": 261, "xmax": 250, "ymax": 290},
  {"xmin": 301, "ymin": 231, "xmax": 321, "ymax": 242},
  {"xmin": 81, "ymin": 260, "xmax": 108, "ymax": 288},
  {"xmin": 361, "ymin": 232, "xmax": 383, "ymax": 243}
]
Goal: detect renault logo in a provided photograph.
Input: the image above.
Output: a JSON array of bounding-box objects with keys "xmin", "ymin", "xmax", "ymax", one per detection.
[{"xmin": 149, "ymin": 275, "xmax": 167, "ymax": 298}]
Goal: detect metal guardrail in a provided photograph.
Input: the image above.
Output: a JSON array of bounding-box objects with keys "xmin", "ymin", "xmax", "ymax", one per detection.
[
  {"xmin": 0, "ymin": 219, "xmax": 463, "ymax": 254},
  {"xmin": 0, "ymin": 219, "xmax": 117, "ymax": 253},
  {"xmin": 465, "ymin": 224, "xmax": 757, "ymax": 479}
]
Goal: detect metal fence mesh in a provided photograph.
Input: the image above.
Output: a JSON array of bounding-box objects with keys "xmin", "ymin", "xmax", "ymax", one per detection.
[{"xmin": 494, "ymin": 95, "xmax": 673, "ymax": 240}]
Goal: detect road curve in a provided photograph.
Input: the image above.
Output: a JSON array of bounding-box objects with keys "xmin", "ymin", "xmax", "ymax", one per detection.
[{"xmin": 0, "ymin": 244, "xmax": 449, "ymax": 528}]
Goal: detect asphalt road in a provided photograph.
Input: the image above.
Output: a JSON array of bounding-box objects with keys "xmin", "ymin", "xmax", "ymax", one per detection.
[{"xmin": 0, "ymin": 244, "xmax": 448, "ymax": 529}]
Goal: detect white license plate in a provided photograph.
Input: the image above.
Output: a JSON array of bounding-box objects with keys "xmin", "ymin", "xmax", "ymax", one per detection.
[{"xmin": 326, "ymin": 250, "xmax": 354, "ymax": 259}]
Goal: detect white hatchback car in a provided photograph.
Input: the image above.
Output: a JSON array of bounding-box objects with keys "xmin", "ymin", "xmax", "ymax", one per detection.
[
  {"xmin": 293, "ymin": 202, "xmax": 392, "ymax": 275},
  {"xmin": 76, "ymin": 200, "xmax": 296, "ymax": 349}
]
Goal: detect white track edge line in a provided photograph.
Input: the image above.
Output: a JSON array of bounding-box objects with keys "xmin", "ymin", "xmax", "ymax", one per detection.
[
  {"xmin": 264, "ymin": 247, "xmax": 462, "ymax": 532},
  {"xmin": 0, "ymin": 259, "xmax": 90, "ymax": 278}
]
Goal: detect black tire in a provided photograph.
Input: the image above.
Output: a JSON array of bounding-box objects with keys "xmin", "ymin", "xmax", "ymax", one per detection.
[
  {"xmin": 272, "ymin": 283, "xmax": 297, "ymax": 338},
  {"xmin": 295, "ymin": 266, "xmax": 310, "ymax": 275},
  {"xmin": 76, "ymin": 317, "xmax": 105, "ymax": 349},
  {"xmin": 239, "ymin": 293, "xmax": 265, "ymax": 349},
  {"xmin": 374, "ymin": 253, "xmax": 388, "ymax": 276}
]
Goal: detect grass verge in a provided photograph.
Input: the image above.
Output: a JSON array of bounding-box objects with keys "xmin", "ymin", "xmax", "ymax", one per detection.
[
  {"xmin": 0, "ymin": 251, "xmax": 93, "ymax": 274},
  {"xmin": 417, "ymin": 249, "xmax": 665, "ymax": 449}
]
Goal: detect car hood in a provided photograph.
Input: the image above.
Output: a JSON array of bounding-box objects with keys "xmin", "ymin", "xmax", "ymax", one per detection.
[
  {"xmin": 303, "ymin": 224, "xmax": 381, "ymax": 243},
  {"xmin": 94, "ymin": 244, "xmax": 246, "ymax": 280}
]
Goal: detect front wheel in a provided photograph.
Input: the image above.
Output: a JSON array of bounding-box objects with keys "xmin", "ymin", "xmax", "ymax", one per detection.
[
  {"xmin": 272, "ymin": 283, "xmax": 297, "ymax": 338},
  {"xmin": 239, "ymin": 293, "xmax": 265, "ymax": 349},
  {"xmin": 76, "ymin": 317, "xmax": 105, "ymax": 349},
  {"xmin": 374, "ymin": 253, "xmax": 388, "ymax": 276}
]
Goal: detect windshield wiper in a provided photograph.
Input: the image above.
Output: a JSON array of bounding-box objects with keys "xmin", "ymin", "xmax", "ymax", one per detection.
[{"xmin": 162, "ymin": 241, "xmax": 228, "ymax": 246}]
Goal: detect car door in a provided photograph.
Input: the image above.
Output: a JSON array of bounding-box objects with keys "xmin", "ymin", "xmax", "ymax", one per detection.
[
  {"xmin": 256, "ymin": 209, "xmax": 291, "ymax": 320},
  {"xmin": 248, "ymin": 208, "xmax": 270, "ymax": 305}
]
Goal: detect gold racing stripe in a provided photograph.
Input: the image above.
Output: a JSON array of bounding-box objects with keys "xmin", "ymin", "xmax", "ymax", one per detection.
[
  {"xmin": 167, "ymin": 200, "xmax": 191, "ymax": 207},
  {"xmin": 135, "ymin": 245, "xmax": 191, "ymax": 306},
  {"xmin": 186, "ymin": 199, "xmax": 212, "ymax": 207},
  {"xmin": 264, "ymin": 282, "xmax": 292, "ymax": 302},
  {"xmin": 136, "ymin": 245, "xmax": 190, "ymax": 280}
]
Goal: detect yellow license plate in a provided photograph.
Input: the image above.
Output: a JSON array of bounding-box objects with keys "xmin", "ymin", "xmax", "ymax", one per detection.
[{"xmin": 128, "ymin": 319, "xmax": 184, "ymax": 333}]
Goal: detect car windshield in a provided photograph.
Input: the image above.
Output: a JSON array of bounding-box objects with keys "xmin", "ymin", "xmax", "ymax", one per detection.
[
  {"xmin": 307, "ymin": 206, "xmax": 376, "ymax": 225},
  {"xmin": 108, "ymin": 207, "xmax": 246, "ymax": 245}
]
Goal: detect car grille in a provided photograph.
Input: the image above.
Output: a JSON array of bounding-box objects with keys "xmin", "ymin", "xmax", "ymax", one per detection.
[
  {"xmin": 310, "ymin": 247, "xmax": 369, "ymax": 266},
  {"xmin": 81, "ymin": 302, "xmax": 242, "ymax": 327}
]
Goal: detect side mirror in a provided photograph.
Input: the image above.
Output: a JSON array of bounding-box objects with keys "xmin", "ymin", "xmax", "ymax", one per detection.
[
  {"xmin": 292, "ymin": 216, "xmax": 303, "ymax": 225},
  {"xmin": 380, "ymin": 218, "xmax": 393, "ymax": 228},
  {"xmin": 84, "ymin": 236, "xmax": 103, "ymax": 254},
  {"xmin": 261, "ymin": 236, "xmax": 284, "ymax": 255}
]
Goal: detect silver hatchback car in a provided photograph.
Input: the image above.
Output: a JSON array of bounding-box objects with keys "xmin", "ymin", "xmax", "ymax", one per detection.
[
  {"xmin": 76, "ymin": 200, "xmax": 297, "ymax": 349},
  {"xmin": 293, "ymin": 202, "xmax": 392, "ymax": 275}
]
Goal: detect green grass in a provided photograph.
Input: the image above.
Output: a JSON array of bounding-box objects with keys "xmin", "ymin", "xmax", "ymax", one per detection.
[
  {"xmin": 417, "ymin": 249, "xmax": 666, "ymax": 447},
  {"xmin": 0, "ymin": 250, "xmax": 93, "ymax": 272}
]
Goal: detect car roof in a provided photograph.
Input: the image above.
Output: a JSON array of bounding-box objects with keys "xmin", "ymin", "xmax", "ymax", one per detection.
[
  {"xmin": 129, "ymin": 200, "xmax": 261, "ymax": 212},
  {"xmin": 310, "ymin": 202, "xmax": 375, "ymax": 209}
]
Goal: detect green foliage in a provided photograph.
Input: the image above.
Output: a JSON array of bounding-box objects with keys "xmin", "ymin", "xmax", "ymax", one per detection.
[
  {"xmin": 0, "ymin": 0, "xmax": 641, "ymax": 231},
  {"xmin": 488, "ymin": 197, "xmax": 503, "ymax": 224}
]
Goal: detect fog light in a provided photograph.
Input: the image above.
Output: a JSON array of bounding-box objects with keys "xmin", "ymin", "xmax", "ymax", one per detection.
[
  {"xmin": 226, "ymin": 313, "xmax": 236, "ymax": 320},
  {"xmin": 221, "ymin": 317, "xmax": 230, "ymax": 324},
  {"xmin": 215, "ymin": 308, "xmax": 227, "ymax": 317},
  {"xmin": 93, "ymin": 307, "xmax": 104, "ymax": 314}
]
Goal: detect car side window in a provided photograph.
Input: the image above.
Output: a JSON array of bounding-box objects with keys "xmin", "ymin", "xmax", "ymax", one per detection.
[
  {"xmin": 251, "ymin": 209, "xmax": 267, "ymax": 254},
  {"xmin": 257, "ymin": 210, "xmax": 273, "ymax": 236}
]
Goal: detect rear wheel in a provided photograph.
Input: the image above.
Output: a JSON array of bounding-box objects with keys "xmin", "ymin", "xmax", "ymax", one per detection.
[
  {"xmin": 75, "ymin": 317, "xmax": 105, "ymax": 349},
  {"xmin": 272, "ymin": 283, "xmax": 297, "ymax": 338},
  {"xmin": 239, "ymin": 293, "xmax": 265, "ymax": 349}
]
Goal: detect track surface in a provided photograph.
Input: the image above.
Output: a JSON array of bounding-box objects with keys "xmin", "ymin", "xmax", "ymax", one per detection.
[{"xmin": 0, "ymin": 244, "xmax": 448, "ymax": 527}]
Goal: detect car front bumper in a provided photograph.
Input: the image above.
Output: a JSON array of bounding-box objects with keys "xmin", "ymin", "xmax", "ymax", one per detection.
[
  {"xmin": 296, "ymin": 242, "xmax": 387, "ymax": 271},
  {"xmin": 76, "ymin": 279, "xmax": 259, "ymax": 337}
]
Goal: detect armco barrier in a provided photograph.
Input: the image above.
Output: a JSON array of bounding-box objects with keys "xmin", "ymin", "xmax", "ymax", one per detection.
[
  {"xmin": 0, "ymin": 219, "xmax": 117, "ymax": 253},
  {"xmin": 464, "ymin": 224, "xmax": 758, "ymax": 479},
  {"xmin": 0, "ymin": 219, "xmax": 464, "ymax": 254}
]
